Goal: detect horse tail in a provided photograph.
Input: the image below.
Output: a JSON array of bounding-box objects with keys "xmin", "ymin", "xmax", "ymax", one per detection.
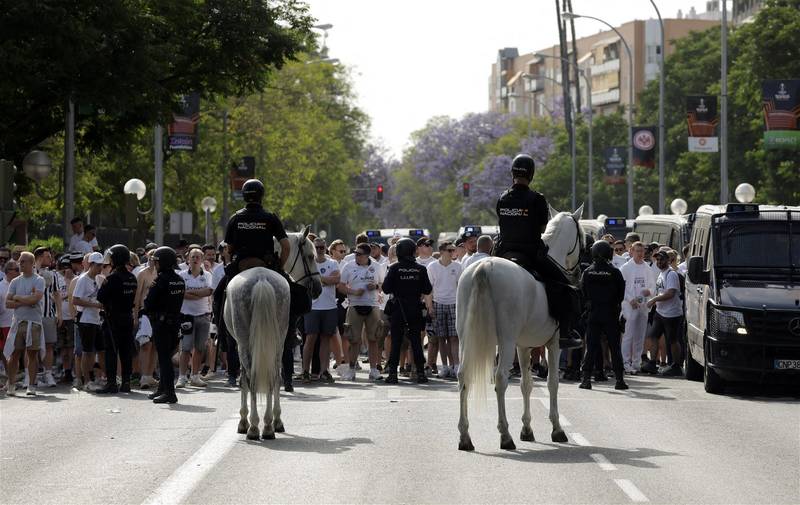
[
  {"xmin": 248, "ymin": 278, "xmax": 281, "ymax": 403},
  {"xmin": 459, "ymin": 261, "xmax": 497, "ymax": 404}
]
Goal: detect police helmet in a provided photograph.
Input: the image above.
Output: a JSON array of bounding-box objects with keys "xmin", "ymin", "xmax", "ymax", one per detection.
[
  {"xmin": 395, "ymin": 238, "xmax": 416, "ymax": 260},
  {"xmin": 511, "ymin": 153, "xmax": 535, "ymax": 180},
  {"xmin": 242, "ymin": 179, "xmax": 264, "ymax": 204},
  {"xmin": 107, "ymin": 244, "xmax": 131, "ymax": 269},
  {"xmin": 152, "ymin": 246, "xmax": 178, "ymax": 271},
  {"xmin": 590, "ymin": 240, "xmax": 613, "ymax": 262}
]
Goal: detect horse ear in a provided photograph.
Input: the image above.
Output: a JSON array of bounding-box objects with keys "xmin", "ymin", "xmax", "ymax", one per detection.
[
  {"xmin": 302, "ymin": 225, "xmax": 310, "ymax": 238},
  {"xmin": 548, "ymin": 204, "xmax": 559, "ymax": 219},
  {"xmin": 572, "ymin": 203, "xmax": 584, "ymax": 220}
]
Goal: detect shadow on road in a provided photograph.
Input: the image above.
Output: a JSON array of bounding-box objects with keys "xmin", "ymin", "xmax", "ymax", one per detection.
[
  {"xmin": 473, "ymin": 442, "xmax": 679, "ymax": 469},
  {"xmin": 244, "ymin": 433, "xmax": 373, "ymax": 454}
]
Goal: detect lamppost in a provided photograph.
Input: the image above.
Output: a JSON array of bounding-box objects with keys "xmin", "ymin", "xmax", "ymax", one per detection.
[
  {"xmin": 734, "ymin": 183, "xmax": 755, "ymax": 204},
  {"xmin": 639, "ymin": 205, "xmax": 654, "ymax": 216},
  {"xmin": 123, "ymin": 178, "xmax": 152, "ymax": 213},
  {"xmin": 649, "ymin": 0, "xmax": 666, "ymax": 214},
  {"xmin": 22, "ymin": 151, "xmax": 62, "ymax": 200},
  {"xmin": 670, "ymin": 198, "xmax": 688, "ymax": 216},
  {"xmin": 563, "ymin": 12, "xmax": 635, "ymax": 220},
  {"xmin": 201, "ymin": 196, "xmax": 217, "ymax": 244}
]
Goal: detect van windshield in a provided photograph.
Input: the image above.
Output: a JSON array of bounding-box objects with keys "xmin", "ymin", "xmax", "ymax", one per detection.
[{"xmin": 716, "ymin": 221, "xmax": 800, "ymax": 268}]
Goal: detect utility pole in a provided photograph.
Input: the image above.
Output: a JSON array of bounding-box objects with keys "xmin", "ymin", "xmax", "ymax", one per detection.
[
  {"xmin": 63, "ymin": 98, "xmax": 75, "ymax": 248},
  {"xmin": 720, "ymin": 0, "xmax": 729, "ymax": 204},
  {"xmin": 566, "ymin": 0, "xmax": 581, "ymax": 112},
  {"xmin": 221, "ymin": 109, "xmax": 229, "ymax": 227},
  {"xmin": 154, "ymin": 125, "xmax": 164, "ymax": 245},
  {"xmin": 555, "ymin": 0, "xmax": 573, "ymax": 148},
  {"xmin": 650, "ymin": 0, "xmax": 666, "ymax": 213}
]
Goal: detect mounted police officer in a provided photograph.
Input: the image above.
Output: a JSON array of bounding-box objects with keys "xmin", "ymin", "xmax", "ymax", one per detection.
[
  {"xmin": 144, "ymin": 247, "xmax": 186, "ymax": 404},
  {"xmin": 495, "ymin": 154, "xmax": 583, "ymax": 349},
  {"xmin": 579, "ymin": 240, "xmax": 628, "ymax": 390},
  {"xmin": 381, "ymin": 238, "xmax": 433, "ymax": 384},
  {"xmin": 96, "ymin": 244, "xmax": 138, "ymax": 393}
]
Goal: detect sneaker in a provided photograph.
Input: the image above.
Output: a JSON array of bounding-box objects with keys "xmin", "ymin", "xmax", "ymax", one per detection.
[
  {"xmin": 336, "ymin": 363, "xmax": 350, "ymax": 378},
  {"xmin": 662, "ymin": 364, "xmax": 684, "ymax": 377},
  {"xmin": 578, "ymin": 380, "xmax": 592, "ymax": 390},
  {"xmin": 429, "ymin": 364, "xmax": 438, "ymax": 376},
  {"xmin": 438, "ymin": 366, "xmax": 451, "ymax": 379},
  {"xmin": 451, "ymin": 365, "xmax": 460, "ymax": 378},
  {"xmin": 44, "ymin": 372, "xmax": 57, "ymax": 388},
  {"xmin": 347, "ymin": 367, "xmax": 357, "ymax": 381},
  {"xmin": 6, "ymin": 383, "xmax": 17, "ymax": 396},
  {"xmin": 139, "ymin": 376, "xmax": 156, "ymax": 390},
  {"xmin": 368, "ymin": 368, "xmax": 381, "ymax": 380},
  {"xmin": 190, "ymin": 375, "xmax": 207, "ymax": 387},
  {"xmin": 95, "ymin": 383, "xmax": 119, "ymax": 394},
  {"xmin": 175, "ymin": 376, "xmax": 188, "ymax": 388},
  {"xmin": 301, "ymin": 371, "xmax": 311, "ymax": 384},
  {"xmin": 21, "ymin": 374, "xmax": 29, "ymax": 388},
  {"xmin": 26, "ymin": 385, "xmax": 37, "ymax": 396},
  {"xmin": 227, "ymin": 376, "xmax": 238, "ymax": 387},
  {"xmin": 320, "ymin": 371, "xmax": 335, "ymax": 384}
]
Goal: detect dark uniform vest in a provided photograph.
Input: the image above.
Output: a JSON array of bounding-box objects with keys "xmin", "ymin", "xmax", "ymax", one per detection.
[
  {"xmin": 224, "ymin": 203, "xmax": 288, "ymax": 264},
  {"xmin": 382, "ymin": 258, "xmax": 433, "ymax": 324},
  {"xmin": 144, "ymin": 270, "xmax": 186, "ymax": 324},
  {"xmin": 495, "ymin": 183, "xmax": 549, "ymax": 260},
  {"xmin": 97, "ymin": 269, "xmax": 137, "ymax": 315},
  {"xmin": 580, "ymin": 260, "xmax": 625, "ymax": 323}
]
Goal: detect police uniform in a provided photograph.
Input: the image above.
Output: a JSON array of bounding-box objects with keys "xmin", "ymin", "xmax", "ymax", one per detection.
[
  {"xmin": 381, "ymin": 256, "xmax": 433, "ymax": 378},
  {"xmin": 144, "ymin": 269, "xmax": 185, "ymax": 399},
  {"xmin": 580, "ymin": 259, "xmax": 626, "ymax": 384},
  {"xmin": 224, "ymin": 203, "xmax": 287, "ymax": 270},
  {"xmin": 97, "ymin": 268, "xmax": 138, "ymax": 390}
]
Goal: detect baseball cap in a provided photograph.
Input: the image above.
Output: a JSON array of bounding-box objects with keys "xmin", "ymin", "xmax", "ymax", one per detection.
[
  {"xmin": 145, "ymin": 242, "xmax": 158, "ymax": 251},
  {"xmin": 416, "ymin": 237, "xmax": 433, "ymax": 247},
  {"xmin": 88, "ymin": 252, "xmax": 104, "ymax": 264},
  {"xmin": 652, "ymin": 250, "xmax": 669, "ymax": 260},
  {"xmin": 455, "ymin": 237, "xmax": 465, "ymax": 247}
]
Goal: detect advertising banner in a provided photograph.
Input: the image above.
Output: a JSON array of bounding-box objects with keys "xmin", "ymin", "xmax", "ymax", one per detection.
[
  {"xmin": 631, "ymin": 126, "xmax": 657, "ymax": 168},
  {"xmin": 230, "ymin": 156, "xmax": 256, "ymax": 200},
  {"xmin": 603, "ymin": 146, "xmax": 627, "ymax": 184},
  {"xmin": 762, "ymin": 80, "xmax": 800, "ymax": 150},
  {"xmin": 686, "ymin": 95, "xmax": 719, "ymax": 152},
  {"xmin": 167, "ymin": 93, "xmax": 200, "ymax": 151}
]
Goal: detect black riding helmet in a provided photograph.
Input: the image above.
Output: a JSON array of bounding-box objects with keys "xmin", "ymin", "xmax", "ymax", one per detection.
[
  {"xmin": 511, "ymin": 153, "xmax": 535, "ymax": 180},
  {"xmin": 590, "ymin": 240, "xmax": 613, "ymax": 262},
  {"xmin": 107, "ymin": 244, "xmax": 131, "ymax": 269},
  {"xmin": 152, "ymin": 246, "xmax": 178, "ymax": 272},
  {"xmin": 242, "ymin": 179, "xmax": 264, "ymax": 204},
  {"xmin": 395, "ymin": 238, "xmax": 416, "ymax": 260}
]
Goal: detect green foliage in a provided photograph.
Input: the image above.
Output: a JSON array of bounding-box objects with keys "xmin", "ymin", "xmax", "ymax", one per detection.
[{"xmin": 26, "ymin": 236, "xmax": 65, "ymax": 253}]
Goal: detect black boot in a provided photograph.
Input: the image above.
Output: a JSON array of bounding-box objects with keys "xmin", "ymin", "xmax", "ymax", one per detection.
[
  {"xmin": 96, "ymin": 382, "xmax": 119, "ymax": 394},
  {"xmin": 119, "ymin": 381, "xmax": 131, "ymax": 393},
  {"xmin": 416, "ymin": 369, "xmax": 428, "ymax": 384},
  {"xmin": 559, "ymin": 322, "xmax": 583, "ymax": 350},
  {"xmin": 153, "ymin": 392, "xmax": 178, "ymax": 404},
  {"xmin": 148, "ymin": 389, "xmax": 164, "ymax": 400},
  {"xmin": 384, "ymin": 372, "xmax": 398, "ymax": 384},
  {"xmin": 615, "ymin": 379, "xmax": 629, "ymax": 390},
  {"xmin": 578, "ymin": 378, "xmax": 592, "ymax": 390}
]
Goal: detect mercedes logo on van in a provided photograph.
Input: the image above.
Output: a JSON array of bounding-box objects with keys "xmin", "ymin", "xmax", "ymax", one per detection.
[{"xmin": 790, "ymin": 318, "xmax": 800, "ymax": 337}]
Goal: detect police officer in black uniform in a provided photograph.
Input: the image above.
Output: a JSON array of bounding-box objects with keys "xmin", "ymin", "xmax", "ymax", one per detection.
[
  {"xmin": 495, "ymin": 153, "xmax": 582, "ymax": 349},
  {"xmin": 579, "ymin": 240, "xmax": 628, "ymax": 390},
  {"xmin": 144, "ymin": 247, "xmax": 186, "ymax": 404},
  {"xmin": 382, "ymin": 238, "xmax": 433, "ymax": 384},
  {"xmin": 96, "ymin": 244, "xmax": 138, "ymax": 393}
]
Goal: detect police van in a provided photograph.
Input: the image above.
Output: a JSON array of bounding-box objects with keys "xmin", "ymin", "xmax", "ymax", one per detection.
[
  {"xmin": 602, "ymin": 217, "xmax": 631, "ymax": 240},
  {"xmin": 363, "ymin": 228, "xmax": 431, "ymax": 245},
  {"xmin": 458, "ymin": 225, "xmax": 499, "ymax": 239},
  {"xmin": 633, "ymin": 214, "xmax": 693, "ymax": 252},
  {"xmin": 684, "ymin": 203, "xmax": 800, "ymax": 394},
  {"xmin": 579, "ymin": 219, "xmax": 605, "ymax": 242}
]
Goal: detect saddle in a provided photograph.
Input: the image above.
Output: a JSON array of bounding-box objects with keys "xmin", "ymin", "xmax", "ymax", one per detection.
[
  {"xmin": 501, "ymin": 252, "xmax": 545, "ymax": 283},
  {"xmin": 237, "ymin": 257, "xmax": 267, "ymax": 271}
]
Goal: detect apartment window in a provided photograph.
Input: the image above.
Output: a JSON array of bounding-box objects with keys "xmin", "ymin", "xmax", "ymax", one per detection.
[
  {"xmin": 603, "ymin": 42, "xmax": 620, "ymax": 62},
  {"xmin": 646, "ymin": 44, "xmax": 659, "ymax": 64}
]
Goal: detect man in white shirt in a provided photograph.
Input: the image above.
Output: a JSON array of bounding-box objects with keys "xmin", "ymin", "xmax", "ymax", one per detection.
[
  {"xmin": 34, "ymin": 247, "xmax": 62, "ymax": 387},
  {"xmin": 611, "ymin": 240, "xmax": 628, "ymax": 268},
  {"xmin": 415, "ymin": 238, "xmax": 436, "ymax": 267},
  {"xmin": 426, "ymin": 241, "xmax": 463, "ymax": 378},
  {"xmin": 0, "ymin": 260, "xmax": 20, "ymax": 387},
  {"xmin": 460, "ymin": 232, "xmax": 478, "ymax": 264},
  {"xmin": 72, "ymin": 252, "xmax": 105, "ymax": 390},
  {"xmin": 619, "ymin": 242, "xmax": 656, "ymax": 374},
  {"xmin": 338, "ymin": 243, "xmax": 384, "ymax": 380},
  {"xmin": 462, "ymin": 235, "xmax": 493, "ymax": 270},
  {"xmin": 301, "ymin": 238, "xmax": 340, "ymax": 383},
  {"xmin": 177, "ymin": 249, "xmax": 214, "ymax": 388},
  {"xmin": 644, "ymin": 250, "xmax": 684, "ymax": 376},
  {"xmin": 68, "ymin": 217, "xmax": 99, "ymax": 253}
]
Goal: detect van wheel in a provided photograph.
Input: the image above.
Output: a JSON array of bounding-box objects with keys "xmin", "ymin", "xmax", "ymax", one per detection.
[
  {"xmin": 684, "ymin": 337, "xmax": 703, "ymax": 382},
  {"xmin": 704, "ymin": 361, "xmax": 725, "ymax": 394}
]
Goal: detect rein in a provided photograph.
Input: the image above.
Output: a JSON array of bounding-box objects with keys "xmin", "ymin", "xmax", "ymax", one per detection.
[
  {"xmin": 287, "ymin": 235, "xmax": 320, "ymax": 285},
  {"xmin": 552, "ymin": 216, "xmax": 583, "ymax": 284}
]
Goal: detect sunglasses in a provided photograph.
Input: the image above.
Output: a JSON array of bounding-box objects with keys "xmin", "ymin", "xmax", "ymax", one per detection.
[
  {"xmin": 5, "ymin": 267, "xmax": 19, "ymax": 271},
  {"xmin": 315, "ymin": 246, "xmax": 326, "ymax": 251},
  {"xmin": 614, "ymin": 248, "xmax": 625, "ymax": 253}
]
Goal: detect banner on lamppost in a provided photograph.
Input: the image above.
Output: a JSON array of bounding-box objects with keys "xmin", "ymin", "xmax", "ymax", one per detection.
[
  {"xmin": 603, "ymin": 146, "xmax": 627, "ymax": 184},
  {"xmin": 167, "ymin": 93, "xmax": 200, "ymax": 151},
  {"xmin": 686, "ymin": 95, "xmax": 719, "ymax": 152},
  {"xmin": 230, "ymin": 156, "xmax": 256, "ymax": 200},
  {"xmin": 631, "ymin": 126, "xmax": 657, "ymax": 168},
  {"xmin": 762, "ymin": 79, "xmax": 800, "ymax": 150}
]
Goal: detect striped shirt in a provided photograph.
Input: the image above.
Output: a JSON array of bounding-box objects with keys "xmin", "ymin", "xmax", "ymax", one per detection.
[{"xmin": 37, "ymin": 268, "xmax": 61, "ymax": 319}]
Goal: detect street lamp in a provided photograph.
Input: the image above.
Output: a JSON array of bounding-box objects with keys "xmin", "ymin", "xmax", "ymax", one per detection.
[
  {"xmin": 649, "ymin": 0, "xmax": 666, "ymax": 213},
  {"xmin": 124, "ymin": 178, "xmax": 152, "ymax": 214},
  {"xmin": 563, "ymin": 11, "xmax": 635, "ymax": 220},
  {"xmin": 639, "ymin": 205, "xmax": 654, "ymax": 216},
  {"xmin": 201, "ymin": 196, "xmax": 218, "ymax": 244},
  {"xmin": 734, "ymin": 183, "xmax": 755, "ymax": 203},
  {"xmin": 22, "ymin": 150, "xmax": 62, "ymax": 200},
  {"xmin": 670, "ymin": 198, "xmax": 688, "ymax": 216}
]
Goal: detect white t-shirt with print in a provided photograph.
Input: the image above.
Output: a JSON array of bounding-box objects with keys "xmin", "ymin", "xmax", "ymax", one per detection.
[
  {"xmin": 179, "ymin": 269, "xmax": 213, "ymax": 316},
  {"xmin": 69, "ymin": 233, "xmax": 98, "ymax": 253},
  {"xmin": 427, "ymin": 260, "xmax": 463, "ymax": 305},
  {"xmin": 73, "ymin": 273, "xmax": 102, "ymax": 325},
  {"xmin": 340, "ymin": 260, "xmax": 384, "ymax": 308},
  {"xmin": 312, "ymin": 257, "xmax": 339, "ymax": 311},
  {"xmin": 416, "ymin": 256, "xmax": 436, "ymax": 267},
  {"xmin": 655, "ymin": 268, "xmax": 683, "ymax": 318}
]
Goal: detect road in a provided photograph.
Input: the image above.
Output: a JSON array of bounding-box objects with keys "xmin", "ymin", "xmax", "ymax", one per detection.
[{"xmin": 1, "ymin": 368, "xmax": 798, "ymax": 505}]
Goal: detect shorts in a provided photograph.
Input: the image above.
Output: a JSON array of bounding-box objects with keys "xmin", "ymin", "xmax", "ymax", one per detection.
[
  {"xmin": 304, "ymin": 308, "xmax": 338, "ymax": 336},
  {"xmin": 0, "ymin": 327, "xmax": 8, "ymax": 352},
  {"xmin": 57, "ymin": 320, "xmax": 75, "ymax": 348},
  {"xmin": 647, "ymin": 312, "xmax": 683, "ymax": 347},
  {"xmin": 14, "ymin": 321, "xmax": 42, "ymax": 351},
  {"xmin": 344, "ymin": 306, "xmax": 381, "ymax": 344},
  {"xmin": 180, "ymin": 314, "xmax": 211, "ymax": 352},
  {"xmin": 337, "ymin": 304, "xmax": 347, "ymax": 335},
  {"xmin": 433, "ymin": 302, "xmax": 457, "ymax": 337},
  {"xmin": 78, "ymin": 323, "xmax": 103, "ymax": 353},
  {"xmin": 42, "ymin": 317, "xmax": 58, "ymax": 345},
  {"xmin": 136, "ymin": 315, "xmax": 153, "ymax": 345}
]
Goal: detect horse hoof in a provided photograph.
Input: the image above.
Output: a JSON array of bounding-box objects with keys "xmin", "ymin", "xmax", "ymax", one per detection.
[
  {"xmin": 551, "ymin": 430, "xmax": 568, "ymax": 443},
  {"xmin": 520, "ymin": 429, "xmax": 535, "ymax": 442},
  {"xmin": 458, "ymin": 439, "xmax": 475, "ymax": 451},
  {"xmin": 274, "ymin": 421, "xmax": 285, "ymax": 433},
  {"xmin": 500, "ymin": 438, "xmax": 517, "ymax": 451},
  {"xmin": 262, "ymin": 431, "xmax": 276, "ymax": 440},
  {"xmin": 246, "ymin": 430, "xmax": 260, "ymax": 441},
  {"xmin": 237, "ymin": 421, "xmax": 249, "ymax": 434}
]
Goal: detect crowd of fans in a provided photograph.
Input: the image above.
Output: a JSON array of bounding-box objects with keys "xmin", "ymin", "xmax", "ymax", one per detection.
[{"xmin": 0, "ymin": 220, "xmax": 689, "ymax": 398}]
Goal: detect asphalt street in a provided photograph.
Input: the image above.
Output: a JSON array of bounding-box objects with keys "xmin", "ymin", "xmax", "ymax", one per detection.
[{"xmin": 1, "ymin": 368, "xmax": 798, "ymax": 505}]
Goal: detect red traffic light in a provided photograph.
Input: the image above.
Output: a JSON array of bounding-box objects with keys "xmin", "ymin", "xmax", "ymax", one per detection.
[
  {"xmin": 462, "ymin": 182, "xmax": 470, "ymax": 197},
  {"xmin": 376, "ymin": 184, "xmax": 384, "ymax": 200}
]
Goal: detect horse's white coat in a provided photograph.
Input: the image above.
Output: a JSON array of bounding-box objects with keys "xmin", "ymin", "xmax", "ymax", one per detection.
[
  {"xmin": 456, "ymin": 206, "xmax": 584, "ymax": 450},
  {"xmin": 224, "ymin": 227, "xmax": 321, "ymax": 440}
]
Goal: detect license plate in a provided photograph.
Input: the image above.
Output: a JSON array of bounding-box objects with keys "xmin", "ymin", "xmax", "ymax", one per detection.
[{"xmin": 774, "ymin": 359, "xmax": 800, "ymax": 370}]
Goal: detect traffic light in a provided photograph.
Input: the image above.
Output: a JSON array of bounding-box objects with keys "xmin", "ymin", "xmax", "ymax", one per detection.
[
  {"xmin": 462, "ymin": 182, "xmax": 470, "ymax": 198},
  {"xmin": 376, "ymin": 184, "xmax": 384, "ymax": 201}
]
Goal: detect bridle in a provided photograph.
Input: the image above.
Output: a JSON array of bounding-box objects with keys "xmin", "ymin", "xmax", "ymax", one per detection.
[
  {"xmin": 559, "ymin": 216, "xmax": 583, "ymax": 283},
  {"xmin": 287, "ymin": 235, "xmax": 320, "ymax": 285}
]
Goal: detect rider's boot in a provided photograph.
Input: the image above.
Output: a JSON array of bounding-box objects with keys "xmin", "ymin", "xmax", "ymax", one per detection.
[{"xmin": 559, "ymin": 318, "xmax": 583, "ymax": 349}]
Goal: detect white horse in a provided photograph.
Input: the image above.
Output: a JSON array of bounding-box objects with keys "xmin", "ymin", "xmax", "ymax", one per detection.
[
  {"xmin": 456, "ymin": 206, "xmax": 584, "ymax": 451},
  {"xmin": 224, "ymin": 226, "xmax": 322, "ymax": 440}
]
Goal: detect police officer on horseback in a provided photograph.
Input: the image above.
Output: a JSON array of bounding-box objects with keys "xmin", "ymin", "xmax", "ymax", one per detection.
[{"xmin": 495, "ymin": 154, "xmax": 583, "ymax": 349}]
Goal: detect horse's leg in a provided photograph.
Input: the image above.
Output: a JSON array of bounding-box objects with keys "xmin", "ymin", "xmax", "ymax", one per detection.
[
  {"xmin": 457, "ymin": 367, "xmax": 474, "ymax": 451},
  {"xmin": 262, "ymin": 386, "xmax": 275, "ymax": 440},
  {"xmin": 247, "ymin": 384, "xmax": 260, "ymax": 441},
  {"xmin": 518, "ymin": 346, "xmax": 535, "ymax": 442},
  {"xmin": 237, "ymin": 369, "xmax": 249, "ymax": 434},
  {"xmin": 546, "ymin": 336, "xmax": 568, "ymax": 443},
  {"xmin": 273, "ymin": 365, "xmax": 285, "ymax": 433},
  {"xmin": 495, "ymin": 342, "xmax": 516, "ymax": 450}
]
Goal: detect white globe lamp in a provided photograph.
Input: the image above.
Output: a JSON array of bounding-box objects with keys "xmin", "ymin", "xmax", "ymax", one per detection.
[
  {"xmin": 124, "ymin": 178, "xmax": 147, "ymax": 201},
  {"xmin": 734, "ymin": 183, "xmax": 755, "ymax": 203},
  {"xmin": 638, "ymin": 205, "xmax": 654, "ymax": 216},
  {"xmin": 670, "ymin": 198, "xmax": 688, "ymax": 216}
]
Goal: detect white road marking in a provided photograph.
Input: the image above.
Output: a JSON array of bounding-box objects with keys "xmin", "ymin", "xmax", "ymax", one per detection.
[
  {"xmin": 141, "ymin": 418, "xmax": 239, "ymax": 505},
  {"xmin": 614, "ymin": 479, "xmax": 650, "ymax": 502},
  {"xmin": 570, "ymin": 432, "xmax": 591, "ymax": 446},
  {"xmin": 589, "ymin": 453, "xmax": 617, "ymax": 471}
]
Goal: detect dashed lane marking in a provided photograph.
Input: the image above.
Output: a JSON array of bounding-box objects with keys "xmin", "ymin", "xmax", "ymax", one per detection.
[
  {"xmin": 569, "ymin": 432, "xmax": 591, "ymax": 446},
  {"xmin": 614, "ymin": 479, "xmax": 650, "ymax": 502},
  {"xmin": 589, "ymin": 453, "xmax": 617, "ymax": 471}
]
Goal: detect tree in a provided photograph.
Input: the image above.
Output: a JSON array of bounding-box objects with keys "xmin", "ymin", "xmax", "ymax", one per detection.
[{"xmin": 0, "ymin": 0, "xmax": 313, "ymax": 162}]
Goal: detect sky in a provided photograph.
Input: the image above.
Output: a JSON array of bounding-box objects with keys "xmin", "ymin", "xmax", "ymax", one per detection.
[{"xmin": 304, "ymin": 0, "xmax": 712, "ymax": 159}]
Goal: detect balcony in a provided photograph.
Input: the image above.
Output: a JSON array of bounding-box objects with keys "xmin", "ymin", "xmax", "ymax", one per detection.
[
  {"xmin": 524, "ymin": 77, "xmax": 544, "ymax": 93},
  {"xmin": 592, "ymin": 88, "xmax": 620, "ymax": 105},
  {"xmin": 590, "ymin": 58, "xmax": 620, "ymax": 76}
]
